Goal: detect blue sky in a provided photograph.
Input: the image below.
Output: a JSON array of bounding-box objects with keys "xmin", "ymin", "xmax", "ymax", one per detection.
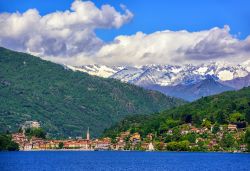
[
  {"xmin": 0, "ymin": 0, "xmax": 249, "ymax": 41},
  {"xmin": 0, "ymin": 0, "xmax": 249, "ymax": 65}
]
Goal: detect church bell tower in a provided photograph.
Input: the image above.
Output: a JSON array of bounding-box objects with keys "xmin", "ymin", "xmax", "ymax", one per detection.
[{"xmin": 86, "ymin": 127, "xmax": 90, "ymax": 140}]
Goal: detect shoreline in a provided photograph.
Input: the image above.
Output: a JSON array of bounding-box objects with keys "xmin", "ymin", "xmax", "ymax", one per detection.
[{"xmin": 12, "ymin": 150, "xmax": 249, "ymax": 154}]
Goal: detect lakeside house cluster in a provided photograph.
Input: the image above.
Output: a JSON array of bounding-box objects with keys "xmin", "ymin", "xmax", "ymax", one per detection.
[
  {"xmin": 11, "ymin": 121, "xmax": 247, "ymax": 152},
  {"xmin": 11, "ymin": 121, "xmax": 155, "ymax": 151},
  {"xmin": 12, "ymin": 132, "xmax": 110, "ymax": 151},
  {"xmin": 12, "ymin": 132, "xmax": 154, "ymax": 151},
  {"xmin": 108, "ymin": 123, "xmax": 247, "ymax": 152}
]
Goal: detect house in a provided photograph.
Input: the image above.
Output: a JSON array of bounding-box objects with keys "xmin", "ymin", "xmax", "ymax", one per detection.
[
  {"xmin": 167, "ymin": 130, "xmax": 173, "ymax": 135},
  {"xmin": 116, "ymin": 141, "xmax": 126, "ymax": 150},
  {"xmin": 195, "ymin": 138, "xmax": 204, "ymax": 144},
  {"xmin": 30, "ymin": 137, "xmax": 45, "ymax": 149},
  {"xmin": 12, "ymin": 133, "xmax": 29, "ymax": 150},
  {"xmin": 181, "ymin": 130, "xmax": 189, "ymax": 135},
  {"xmin": 95, "ymin": 138, "xmax": 111, "ymax": 150},
  {"xmin": 64, "ymin": 140, "xmax": 79, "ymax": 148},
  {"xmin": 191, "ymin": 127, "xmax": 199, "ymax": 133},
  {"xmin": 208, "ymin": 139, "xmax": 218, "ymax": 149},
  {"xmin": 78, "ymin": 140, "xmax": 89, "ymax": 150},
  {"xmin": 141, "ymin": 142, "xmax": 155, "ymax": 151},
  {"xmin": 240, "ymin": 144, "xmax": 247, "ymax": 152},
  {"xmin": 22, "ymin": 121, "xmax": 40, "ymax": 131},
  {"xmin": 30, "ymin": 121, "xmax": 40, "ymax": 128},
  {"xmin": 32, "ymin": 142, "xmax": 41, "ymax": 149},
  {"xmin": 39, "ymin": 142, "xmax": 47, "ymax": 149},
  {"xmin": 141, "ymin": 142, "xmax": 149, "ymax": 150},
  {"xmin": 228, "ymin": 124, "xmax": 237, "ymax": 131},
  {"xmin": 146, "ymin": 133, "xmax": 153, "ymax": 141},
  {"xmin": 12, "ymin": 133, "xmax": 27, "ymax": 143},
  {"xmin": 23, "ymin": 143, "xmax": 32, "ymax": 150},
  {"xmin": 130, "ymin": 133, "xmax": 141, "ymax": 145}
]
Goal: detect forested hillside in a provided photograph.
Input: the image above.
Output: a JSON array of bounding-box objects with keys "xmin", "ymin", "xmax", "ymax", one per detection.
[
  {"xmin": 104, "ymin": 87, "xmax": 250, "ymax": 138},
  {"xmin": 0, "ymin": 47, "xmax": 185, "ymax": 137}
]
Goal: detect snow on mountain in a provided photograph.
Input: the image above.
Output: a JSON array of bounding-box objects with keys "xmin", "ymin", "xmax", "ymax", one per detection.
[
  {"xmin": 145, "ymin": 75, "xmax": 234, "ymax": 101},
  {"xmin": 72, "ymin": 62, "xmax": 250, "ymax": 86},
  {"xmin": 68, "ymin": 62, "xmax": 249, "ymax": 101},
  {"xmin": 64, "ymin": 64, "xmax": 123, "ymax": 78},
  {"xmin": 242, "ymin": 60, "xmax": 250, "ymax": 72},
  {"xmin": 111, "ymin": 66, "xmax": 144, "ymax": 83}
]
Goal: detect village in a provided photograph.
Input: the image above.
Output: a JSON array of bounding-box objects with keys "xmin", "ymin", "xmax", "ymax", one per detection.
[
  {"xmin": 11, "ymin": 121, "xmax": 153, "ymax": 151},
  {"xmin": 11, "ymin": 121, "xmax": 247, "ymax": 152}
]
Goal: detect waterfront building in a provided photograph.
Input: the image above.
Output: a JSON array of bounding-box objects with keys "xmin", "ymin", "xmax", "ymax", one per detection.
[
  {"xmin": 86, "ymin": 127, "xmax": 90, "ymax": 141},
  {"xmin": 130, "ymin": 132, "xmax": 141, "ymax": 142},
  {"xmin": 148, "ymin": 142, "xmax": 155, "ymax": 151},
  {"xmin": 23, "ymin": 143, "xmax": 32, "ymax": 150},
  {"xmin": 116, "ymin": 141, "xmax": 126, "ymax": 150}
]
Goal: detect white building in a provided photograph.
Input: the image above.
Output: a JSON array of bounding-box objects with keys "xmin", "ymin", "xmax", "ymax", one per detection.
[
  {"xmin": 22, "ymin": 121, "xmax": 40, "ymax": 131},
  {"xmin": 148, "ymin": 142, "xmax": 155, "ymax": 151}
]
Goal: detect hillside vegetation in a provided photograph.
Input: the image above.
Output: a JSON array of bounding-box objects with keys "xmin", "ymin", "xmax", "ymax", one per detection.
[
  {"xmin": 104, "ymin": 87, "xmax": 250, "ymax": 138},
  {"xmin": 0, "ymin": 47, "xmax": 185, "ymax": 137}
]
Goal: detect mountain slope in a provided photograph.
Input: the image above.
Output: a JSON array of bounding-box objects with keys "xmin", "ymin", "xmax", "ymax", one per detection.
[
  {"xmin": 145, "ymin": 76, "xmax": 234, "ymax": 101},
  {"xmin": 221, "ymin": 74, "xmax": 250, "ymax": 89},
  {"xmin": 103, "ymin": 87, "xmax": 250, "ymax": 138},
  {"xmin": 72, "ymin": 63, "xmax": 250, "ymax": 101},
  {"xmin": 0, "ymin": 47, "xmax": 185, "ymax": 137}
]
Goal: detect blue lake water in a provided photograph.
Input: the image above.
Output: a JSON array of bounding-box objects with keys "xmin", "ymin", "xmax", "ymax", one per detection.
[{"xmin": 0, "ymin": 151, "xmax": 249, "ymax": 171}]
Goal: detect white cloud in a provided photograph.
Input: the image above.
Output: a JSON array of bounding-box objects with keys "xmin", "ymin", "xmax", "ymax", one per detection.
[
  {"xmin": 0, "ymin": 0, "xmax": 249, "ymax": 66},
  {"xmin": 92, "ymin": 25, "xmax": 250, "ymax": 66},
  {"xmin": 0, "ymin": 0, "xmax": 133, "ymax": 58}
]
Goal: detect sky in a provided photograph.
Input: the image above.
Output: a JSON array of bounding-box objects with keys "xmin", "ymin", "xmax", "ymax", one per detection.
[{"xmin": 0, "ymin": 0, "xmax": 249, "ymax": 66}]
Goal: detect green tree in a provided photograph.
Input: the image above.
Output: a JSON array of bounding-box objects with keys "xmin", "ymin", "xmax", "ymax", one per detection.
[
  {"xmin": 163, "ymin": 134, "xmax": 172, "ymax": 143},
  {"xmin": 7, "ymin": 141, "xmax": 19, "ymax": 151},
  {"xmin": 166, "ymin": 141, "xmax": 190, "ymax": 151},
  {"xmin": 166, "ymin": 141, "xmax": 179, "ymax": 151},
  {"xmin": 155, "ymin": 141, "xmax": 165, "ymax": 151},
  {"xmin": 229, "ymin": 112, "xmax": 244, "ymax": 123},
  {"xmin": 178, "ymin": 140, "xmax": 190, "ymax": 151},
  {"xmin": 245, "ymin": 127, "xmax": 250, "ymax": 152},
  {"xmin": 246, "ymin": 110, "xmax": 250, "ymax": 123},
  {"xmin": 216, "ymin": 111, "xmax": 228, "ymax": 124},
  {"xmin": 197, "ymin": 141, "xmax": 207, "ymax": 151},
  {"xmin": 25, "ymin": 128, "xmax": 46, "ymax": 139},
  {"xmin": 172, "ymin": 127, "xmax": 181, "ymax": 141},
  {"xmin": 221, "ymin": 133, "xmax": 235, "ymax": 149},
  {"xmin": 159, "ymin": 119, "xmax": 180, "ymax": 132},
  {"xmin": 192, "ymin": 114, "xmax": 202, "ymax": 125},
  {"xmin": 202, "ymin": 119, "xmax": 212, "ymax": 129},
  {"xmin": 184, "ymin": 133, "xmax": 197, "ymax": 143},
  {"xmin": 212, "ymin": 123, "xmax": 220, "ymax": 134},
  {"xmin": 58, "ymin": 142, "xmax": 64, "ymax": 149},
  {"xmin": 0, "ymin": 134, "xmax": 19, "ymax": 151}
]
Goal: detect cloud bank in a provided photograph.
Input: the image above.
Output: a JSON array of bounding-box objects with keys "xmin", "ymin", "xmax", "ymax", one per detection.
[
  {"xmin": 0, "ymin": 0, "xmax": 133, "ymax": 59},
  {"xmin": 96, "ymin": 25, "xmax": 250, "ymax": 65},
  {"xmin": 0, "ymin": 0, "xmax": 249, "ymax": 66}
]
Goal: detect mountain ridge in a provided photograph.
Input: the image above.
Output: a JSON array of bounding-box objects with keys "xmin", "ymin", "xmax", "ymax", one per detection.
[
  {"xmin": 144, "ymin": 76, "xmax": 234, "ymax": 101},
  {"xmin": 69, "ymin": 63, "xmax": 250, "ymax": 101},
  {"xmin": 0, "ymin": 47, "xmax": 185, "ymax": 137}
]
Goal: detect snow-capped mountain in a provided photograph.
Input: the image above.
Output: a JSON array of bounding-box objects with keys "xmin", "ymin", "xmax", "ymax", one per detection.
[
  {"xmin": 145, "ymin": 75, "xmax": 234, "ymax": 101},
  {"xmin": 71, "ymin": 61, "xmax": 250, "ymax": 85},
  {"xmin": 64, "ymin": 64, "xmax": 123, "ymax": 78},
  {"xmin": 67, "ymin": 61, "xmax": 250, "ymax": 101},
  {"xmin": 221, "ymin": 74, "xmax": 250, "ymax": 89}
]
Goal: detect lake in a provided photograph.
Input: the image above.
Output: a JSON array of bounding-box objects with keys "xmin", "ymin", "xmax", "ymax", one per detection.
[{"xmin": 0, "ymin": 151, "xmax": 249, "ymax": 171}]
